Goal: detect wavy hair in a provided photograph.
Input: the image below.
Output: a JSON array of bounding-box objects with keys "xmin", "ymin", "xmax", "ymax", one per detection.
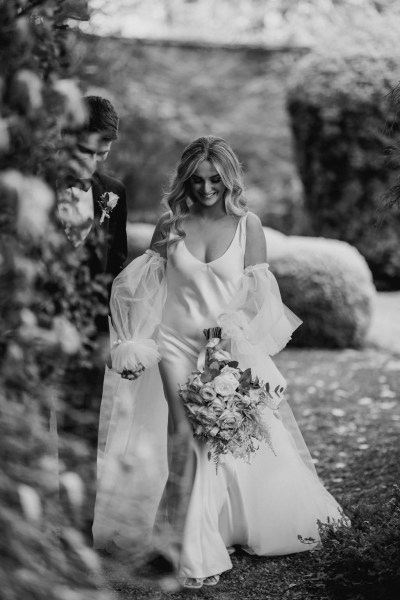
[{"xmin": 154, "ymin": 136, "xmax": 247, "ymax": 250}]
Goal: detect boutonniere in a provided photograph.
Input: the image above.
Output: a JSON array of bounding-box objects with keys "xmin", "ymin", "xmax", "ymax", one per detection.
[{"xmin": 98, "ymin": 191, "xmax": 119, "ymax": 225}]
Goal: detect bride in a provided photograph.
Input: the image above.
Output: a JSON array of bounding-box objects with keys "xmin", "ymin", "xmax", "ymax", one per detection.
[{"xmin": 93, "ymin": 136, "xmax": 344, "ymax": 589}]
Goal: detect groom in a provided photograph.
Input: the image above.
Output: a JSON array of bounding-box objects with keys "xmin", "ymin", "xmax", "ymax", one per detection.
[
  {"xmin": 56, "ymin": 96, "xmax": 128, "ymax": 542},
  {"xmin": 58, "ymin": 95, "xmax": 127, "ymax": 299}
]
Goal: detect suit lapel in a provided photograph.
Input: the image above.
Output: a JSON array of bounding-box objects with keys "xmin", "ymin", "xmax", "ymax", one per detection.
[{"xmin": 90, "ymin": 172, "xmax": 109, "ymax": 272}]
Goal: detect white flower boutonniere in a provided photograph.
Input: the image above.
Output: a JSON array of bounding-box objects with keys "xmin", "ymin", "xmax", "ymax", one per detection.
[{"xmin": 98, "ymin": 191, "xmax": 119, "ymax": 225}]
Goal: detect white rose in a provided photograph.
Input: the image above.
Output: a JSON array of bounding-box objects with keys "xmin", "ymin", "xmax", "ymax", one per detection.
[
  {"xmin": 188, "ymin": 373, "xmax": 204, "ymax": 390},
  {"xmin": 213, "ymin": 372, "xmax": 238, "ymax": 397},
  {"xmin": 221, "ymin": 365, "xmax": 241, "ymax": 379},
  {"xmin": 106, "ymin": 191, "xmax": 119, "ymax": 209}
]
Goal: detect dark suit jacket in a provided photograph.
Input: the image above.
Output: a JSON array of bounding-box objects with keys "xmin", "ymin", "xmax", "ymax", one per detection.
[{"xmin": 89, "ymin": 170, "xmax": 128, "ymax": 281}]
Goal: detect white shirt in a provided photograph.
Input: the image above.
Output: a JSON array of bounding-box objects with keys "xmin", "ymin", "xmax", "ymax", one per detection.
[{"xmin": 58, "ymin": 186, "xmax": 94, "ymax": 247}]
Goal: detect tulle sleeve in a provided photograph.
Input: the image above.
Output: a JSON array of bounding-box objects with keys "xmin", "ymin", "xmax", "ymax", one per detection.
[
  {"xmin": 110, "ymin": 249, "xmax": 167, "ymax": 373},
  {"xmin": 217, "ymin": 263, "xmax": 302, "ymax": 357}
]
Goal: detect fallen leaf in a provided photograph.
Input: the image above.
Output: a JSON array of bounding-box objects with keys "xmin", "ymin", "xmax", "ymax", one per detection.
[{"xmin": 332, "ymin": 408, "xmax": 346, "ymax": 417}]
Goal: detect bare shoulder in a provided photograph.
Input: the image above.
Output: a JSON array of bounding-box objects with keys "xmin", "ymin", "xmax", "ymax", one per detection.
[
  {"xmin": 150, "ymin": 212, "xmax": 170, "ymax": 256},
  {"xmin": 244, "ymin": 211, "xmax": 267, "ymax": 267},
  {"xmin": 246, "ymin": 211, "xmax": 264, "ymax": 235}
]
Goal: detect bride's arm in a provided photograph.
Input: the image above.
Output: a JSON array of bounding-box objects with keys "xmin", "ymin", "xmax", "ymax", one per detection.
[
  {"xmin": 217, "ymin": 211, "xmax": 301, "ymax": 357},
  {"xmin": 149, "ymin": 211, "xmax": 170, "ymax": 258},
  {"xmin": 244, "ymin": 211, "xmax": 267, "ymax": 268},
  {"xmin": 110, "ymin": 218, "xmax": 168, "ymax": 378}
]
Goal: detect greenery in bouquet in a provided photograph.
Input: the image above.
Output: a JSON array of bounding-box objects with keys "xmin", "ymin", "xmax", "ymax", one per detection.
[{"xmin": 179, "ymin": 335, "xmax": 284, "ymax": 470}]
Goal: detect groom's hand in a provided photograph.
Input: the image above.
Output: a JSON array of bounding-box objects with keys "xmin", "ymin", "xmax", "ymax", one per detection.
[{"xmin": 121, "ymin": 363, "xmax": 145, "ymax": 380}]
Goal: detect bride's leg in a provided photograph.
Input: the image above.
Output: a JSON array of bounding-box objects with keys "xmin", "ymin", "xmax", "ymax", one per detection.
[{"xmin": 156, "ymin": 359, "xmax": 196, "ymax": 564}]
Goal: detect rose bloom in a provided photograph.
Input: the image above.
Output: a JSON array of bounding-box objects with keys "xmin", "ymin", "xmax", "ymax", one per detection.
[
  {"xmin": 187, "ymin": 390, "xmax": 204, "ymax": 405},
  {"xmin": 221, "ymin": 365, "xmax": 241, "ymax": 379},
  {"xmin": 218, "ymin": 409, "xmax": 243, "ymax": 430},
  {"xmin": 200, "ymin": 385, "xmax": 217, "ymax": 401},
  {"xmin": 189, "ymin": 374, "xmax": 204, "ymax": 390},
  {"xmin": 196, "ymin": 406, "xmax": 218, "ymax": 428},
  {"xmin": 185, "ymin": 403, "xmax": 202, "ymax": 417},
  {"xmin": 213, "ymin": 373, "xmax": 238, "ymax": 397},
  {"xmin": 228, "ymin": 393, "xmax": 251, "ymax": 412},
  {"xmin": 209, "ymin": 397, "xmax": 225, "ymax": 418}
]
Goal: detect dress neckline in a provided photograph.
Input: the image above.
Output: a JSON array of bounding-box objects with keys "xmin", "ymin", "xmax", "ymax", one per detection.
[{"xmin": 182, "ymin": 216, "xmax": 243, "ymax": 265}]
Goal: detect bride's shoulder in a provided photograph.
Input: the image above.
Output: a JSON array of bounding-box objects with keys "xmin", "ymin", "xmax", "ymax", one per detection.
[
  {"xmin": 149, "ymin": 212, "xmax": 171, "ymax": 259},
  {"xmin": 244, "ymin": 211, "xmax": 267, "ymax": 267},
  {"xmin": 245, "ymin": 210, "xmax": 261, "ymax": 225},
  {"xmin": 245, "ymin": 211, "xmax": 264, "ymax": 238}
]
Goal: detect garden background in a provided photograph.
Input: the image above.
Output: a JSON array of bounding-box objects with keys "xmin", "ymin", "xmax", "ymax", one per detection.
[{"xmin": 0, "ymin": 1, "xmax": 399, "ymax": 599}]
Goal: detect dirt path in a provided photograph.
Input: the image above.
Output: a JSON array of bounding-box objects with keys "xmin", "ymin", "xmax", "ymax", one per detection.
[{"xmin": 98, "ymin": 345, "xmax": 400, "ymax": 599}]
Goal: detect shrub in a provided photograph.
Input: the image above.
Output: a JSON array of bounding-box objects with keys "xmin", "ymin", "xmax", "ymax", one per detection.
[
  {"xmin": 0, "ymin": 1, "xmax": 112, "ymax": 598},
  {"xmin": 287, "ymin": 51, "xmax": 400, "ymax": 290},
  {"xmin": 300, "ymin": 486, "xmax": 400, "ymax": 600},
  {"xmin": 265, "ymin": 228, "xmax": 375, "ymax": 348}
]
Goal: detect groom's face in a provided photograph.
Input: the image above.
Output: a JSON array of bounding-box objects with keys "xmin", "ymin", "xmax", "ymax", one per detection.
[{"xmin": 70, "ymin": 132, "xmax": 112, "ymax": 180}]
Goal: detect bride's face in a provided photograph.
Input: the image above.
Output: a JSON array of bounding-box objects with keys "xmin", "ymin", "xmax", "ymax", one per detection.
[{"xmin": 189, "ymin": 160, "xmax": 226, "ymax": 208}]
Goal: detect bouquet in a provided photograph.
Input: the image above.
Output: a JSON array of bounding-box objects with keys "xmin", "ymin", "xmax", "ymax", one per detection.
[{"xmin": 179, "ymin": 329, "xmax": 283, "ymax": 470}]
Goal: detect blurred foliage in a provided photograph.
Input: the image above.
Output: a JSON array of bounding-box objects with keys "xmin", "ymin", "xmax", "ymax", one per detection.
[
  {"xmin": 75, "ymin": 1, "xmax": 400, "ymax": 239},
  {"xmin": 88, "ymin": 0, "xmax": 400, "ymax": 50},
  {"xmin": 0, "ymin": 1, "xmax": 112, "ymax": 598},
  {"xmin": 287, "ymin": 50, "xmax": 400, "ymax": 290},
  {"xmin": 75, "ymin": 33, "xmax": 306, "ymax": 233},
  {"xmin": 382, "ymin": 81, "xmax": 400, "ymax": 213},
  {"xmin": 300, "ymin": 486, "xmax": 400, "ymax": 599}
]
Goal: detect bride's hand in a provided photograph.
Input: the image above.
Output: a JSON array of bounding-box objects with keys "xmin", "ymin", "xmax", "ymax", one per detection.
[
  {"xmin": 215, "ymin": 338, "xmax": 231, "ymax": 352},
  {"xmin": 208, "ymin": 337, "xmax": 232, "ymax": 362},
  {"xmin": 121, "ymin": 363, "xmax": 145, "ymax": 380}
]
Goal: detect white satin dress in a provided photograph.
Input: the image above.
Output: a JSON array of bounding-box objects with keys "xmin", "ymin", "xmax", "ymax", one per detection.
[{"xmin": 93, "ymin": 214, "xmax": 345, "ymax": 580}]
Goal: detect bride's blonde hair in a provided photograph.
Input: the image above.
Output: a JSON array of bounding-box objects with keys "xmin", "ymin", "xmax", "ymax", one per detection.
[{"xmin": 155, "ymin": 136, "xmax": 247, "ymax": 250}]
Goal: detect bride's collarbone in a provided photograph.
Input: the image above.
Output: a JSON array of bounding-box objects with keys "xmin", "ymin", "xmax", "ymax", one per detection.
[{"xmin": 183, "ymin": 216, "xmax": 240, "ymax": 262}]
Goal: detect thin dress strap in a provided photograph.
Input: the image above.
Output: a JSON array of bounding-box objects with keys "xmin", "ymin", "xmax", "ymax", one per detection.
[{"xmin": 238, "ymin": 212, "xmax": 249, "ymax": 250}]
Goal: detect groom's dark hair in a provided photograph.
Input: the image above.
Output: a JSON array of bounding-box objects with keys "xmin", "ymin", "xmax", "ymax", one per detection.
[{"xmin": 83, "ymin": 96, "xmax": 119, "ymax": 141}]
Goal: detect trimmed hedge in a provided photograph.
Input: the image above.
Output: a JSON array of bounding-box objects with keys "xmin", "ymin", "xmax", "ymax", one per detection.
[
  {"xmin": 287, "ymin": 51, "xmax": 400, "ymax": 290},
  {"xmin": 266, "ymin": 227, "xmax": 375, "ymax": 348},
  {"xmin": 127, "ymin": 223, "xmax": 375, "ymax": 348}
]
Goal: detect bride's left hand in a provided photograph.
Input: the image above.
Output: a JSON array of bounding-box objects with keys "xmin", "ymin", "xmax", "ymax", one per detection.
[
  {"xmin": 208, "ymin": 337, "xmax": 232, "ymax": 362},
  {"xmin": 215, "ymin": 338, "xmax": 231, "ymax": 352}
]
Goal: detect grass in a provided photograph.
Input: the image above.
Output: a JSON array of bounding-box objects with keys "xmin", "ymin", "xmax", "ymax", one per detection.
[{"xmin": 98, "ymin": 345, "xmax": 400, "ymax": 599}]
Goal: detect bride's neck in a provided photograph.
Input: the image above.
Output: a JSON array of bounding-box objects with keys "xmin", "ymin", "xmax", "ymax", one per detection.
[{"xmin": 190, "ymin": 203, "xmax": 227, "ymax": 221}]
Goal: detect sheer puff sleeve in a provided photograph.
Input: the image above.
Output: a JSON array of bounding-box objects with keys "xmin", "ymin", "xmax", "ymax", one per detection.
[
  {"xmin": 217, "ymin": 263, "xmax": 302, "ymax": 357},
  {"xmin": 110, "ymin": 249, "xmax": 167, "ymax": 373}
]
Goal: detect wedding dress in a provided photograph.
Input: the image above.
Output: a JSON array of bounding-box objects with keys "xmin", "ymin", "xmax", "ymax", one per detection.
[{"xmin": 93, "ymin": 214, "xmax": 344, "ymax": 579}]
